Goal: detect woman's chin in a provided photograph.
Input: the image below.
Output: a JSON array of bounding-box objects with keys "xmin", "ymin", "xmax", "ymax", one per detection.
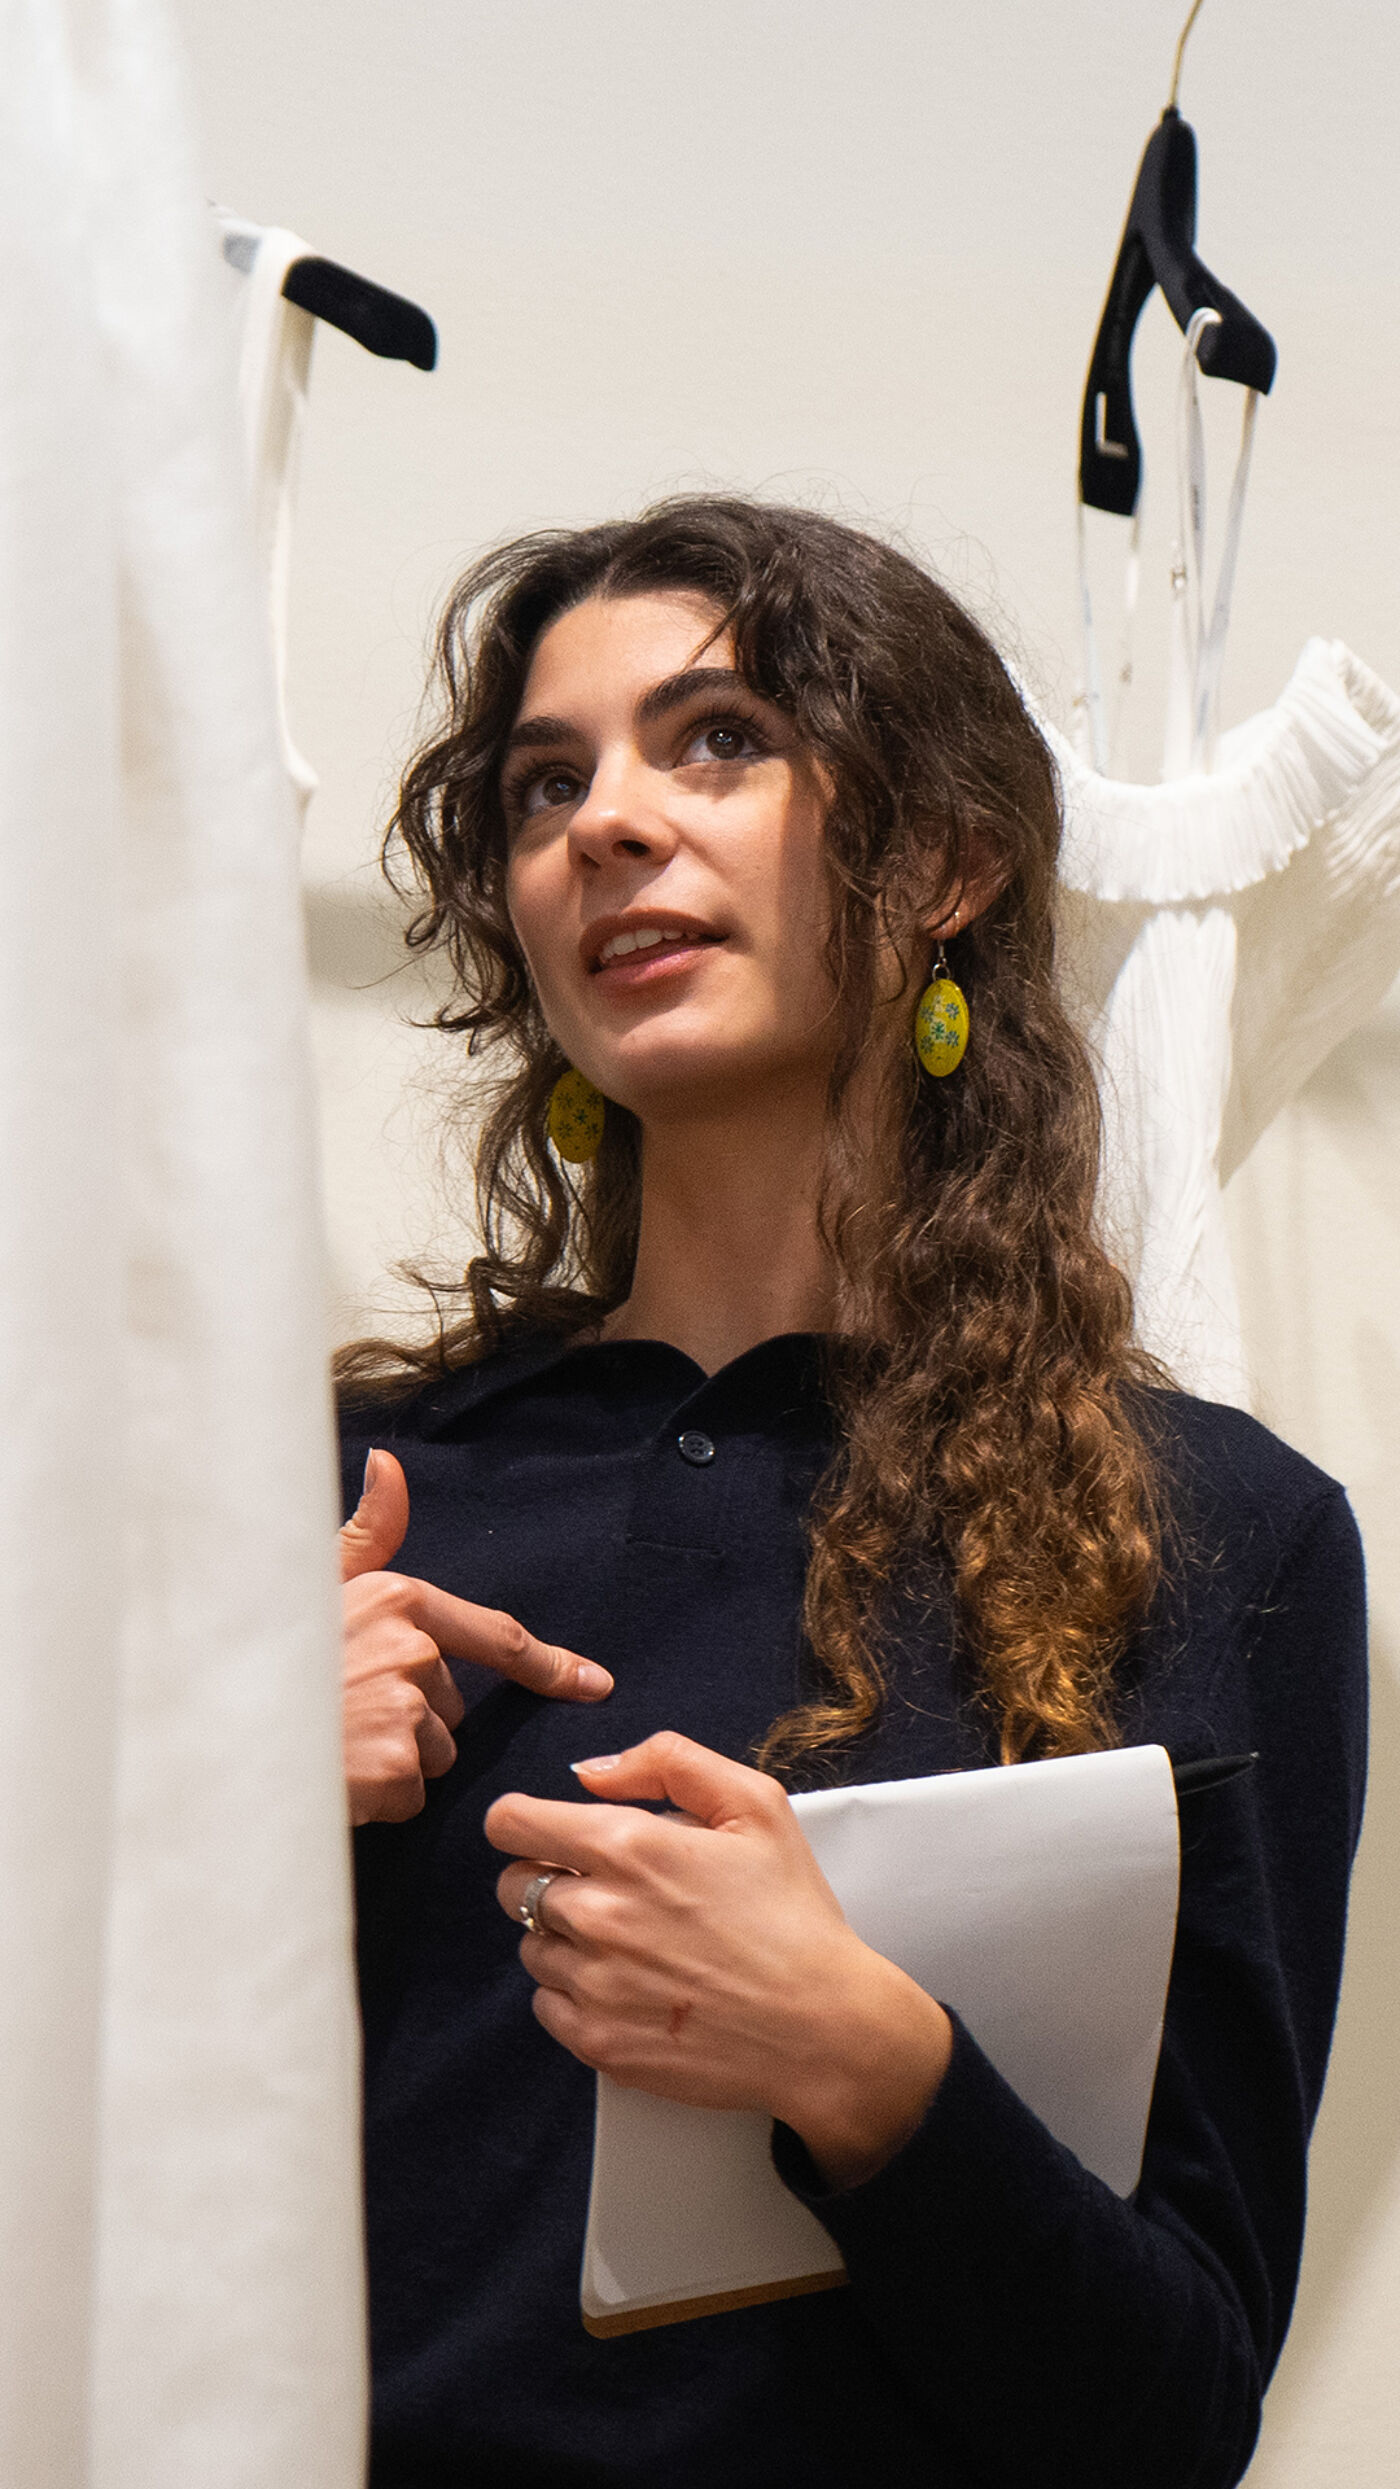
[{"xmin": 589, "ymin": 1045, "xmax": 830, "ymax": 1128}]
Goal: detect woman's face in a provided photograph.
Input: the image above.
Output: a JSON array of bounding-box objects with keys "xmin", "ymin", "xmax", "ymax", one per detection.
[{"xmin": 503, "ymin": 592, "xmax": 838, "ymax": 1123}]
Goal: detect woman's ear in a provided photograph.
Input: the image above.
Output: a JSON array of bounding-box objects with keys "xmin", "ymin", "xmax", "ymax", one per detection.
[{"xmin": 920, "ymin": 837, "xmax": 1007, "ymax": 940}]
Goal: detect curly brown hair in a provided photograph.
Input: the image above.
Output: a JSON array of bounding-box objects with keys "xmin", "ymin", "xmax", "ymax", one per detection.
[{"xmin": 340, "ymin": 496, "xmax": 1165, "ymax": 1773}]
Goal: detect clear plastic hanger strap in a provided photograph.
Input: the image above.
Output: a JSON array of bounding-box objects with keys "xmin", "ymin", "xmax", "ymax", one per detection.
[
  {"xmin": 1076, "ymin": 305, "xmax": 1258, "ymax": 782},
  {"xmin": 1076, "ymin": 499, "xmax": 1141, "ymax": 775},
  {"xmin": 1162, "ymin": 307, "xmax": 1259, "ymax": 778}
]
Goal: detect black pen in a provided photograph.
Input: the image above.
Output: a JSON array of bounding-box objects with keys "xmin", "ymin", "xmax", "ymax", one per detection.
[{"xmin": 1171, "ymin": 1751, "xmax": 1259, "ymax": 1797}]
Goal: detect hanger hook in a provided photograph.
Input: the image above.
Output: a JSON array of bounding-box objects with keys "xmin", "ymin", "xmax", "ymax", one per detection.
[{"xmin": 1167, "ymin": 0, "xmax": 1207, "ymax": 109}]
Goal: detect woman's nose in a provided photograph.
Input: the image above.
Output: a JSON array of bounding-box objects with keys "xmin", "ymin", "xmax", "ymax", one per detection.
[{"xmin": 567, "ymin": 752, "xmax": 677, "ymax": 869}]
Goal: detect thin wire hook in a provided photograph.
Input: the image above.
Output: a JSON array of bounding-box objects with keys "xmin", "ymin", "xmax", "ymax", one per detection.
[{"xmin": 1167, "ymin": 0, "xmax": 1207, "ymax": 109}]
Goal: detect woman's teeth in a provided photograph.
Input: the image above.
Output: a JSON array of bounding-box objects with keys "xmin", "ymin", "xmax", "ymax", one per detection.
[{"xmin": 597, "ymin": 925, "xmax": 690, "ymax": 964}]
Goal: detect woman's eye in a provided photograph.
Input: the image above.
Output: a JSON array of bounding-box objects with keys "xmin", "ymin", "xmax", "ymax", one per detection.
[
  {"xmin": 516, "ymin": 767, "xmax": 582, "ymax": 818},
  {"xmin": 679, "ymin": 717, "xmax": 764, "ymax": 765}
]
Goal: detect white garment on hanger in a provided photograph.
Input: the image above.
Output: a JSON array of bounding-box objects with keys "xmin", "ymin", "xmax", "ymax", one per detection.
[
  {"xmin": 1048, "ymin": 639, "xmax": 1400, "ymax": 1405},
  {"xmin": 1055, "ymin": 314, "xmax": 1400, "ymax": 1408},
  {"xmin": 0, "ymin": 4, "xmax": 363, "ymax": 2484},
  {"xmin": 218, "ymin": 216, "xmax": 320, "ymax": 819}
]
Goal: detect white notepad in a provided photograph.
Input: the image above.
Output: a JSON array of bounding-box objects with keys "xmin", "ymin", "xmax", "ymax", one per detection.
[{"xmin": 581, "ymin": 1743, "xmax": 1180, "ymax": 2335}]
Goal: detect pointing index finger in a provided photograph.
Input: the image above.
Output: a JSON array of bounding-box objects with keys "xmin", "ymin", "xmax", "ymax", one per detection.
[{"xmin": 411, "ymin": 1582, "xmax": 613, "ymax": 1704}]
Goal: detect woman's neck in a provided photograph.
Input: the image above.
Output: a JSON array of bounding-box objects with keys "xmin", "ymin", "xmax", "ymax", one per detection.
[{"xmin": 601, "ymin": 1090, "xmax": 835, "ymax": 1376}]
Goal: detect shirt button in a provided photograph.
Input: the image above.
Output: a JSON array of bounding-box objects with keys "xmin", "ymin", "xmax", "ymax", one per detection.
[{"xmin": 676, "ymin": 1430, "xmax": 716, "ymax": 1466}]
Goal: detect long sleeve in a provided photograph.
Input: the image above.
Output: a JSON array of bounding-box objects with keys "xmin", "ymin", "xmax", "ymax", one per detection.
[
  {"xmin": 773, "ymin": 1483, "xmax": 1367, "ymax": 2489},
  {"xmin": 346, "ymin": 1344, "xmax": 1365, "ymax": 2489}
]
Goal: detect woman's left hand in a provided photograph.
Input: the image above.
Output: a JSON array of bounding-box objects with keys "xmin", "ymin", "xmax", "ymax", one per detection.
[{"xmin": 486, "ymin": 1731, "xmax": 953, "ymax": 2190}]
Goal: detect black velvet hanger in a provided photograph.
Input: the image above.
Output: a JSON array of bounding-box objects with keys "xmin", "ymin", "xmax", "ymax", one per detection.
[
  {"xmin": 281, "ymin": 257, "xmax": 437, "ymax": 371},
  {"xmin": 1078, "ymin": 105, "xmax": 1276, "ymax": 518}
]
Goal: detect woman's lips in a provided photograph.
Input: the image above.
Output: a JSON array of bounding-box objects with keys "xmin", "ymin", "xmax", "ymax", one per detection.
[{"xmin": 589, "ymin": 935, "xmax": 722, "ymax": 990}]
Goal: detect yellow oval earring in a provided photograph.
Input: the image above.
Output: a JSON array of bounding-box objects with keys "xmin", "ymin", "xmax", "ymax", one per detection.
[
  {"xmin": 914, "ymin": 944, "xmax": 969, "ymax": 1077},
  {"xmin": 547, "ymin": 1066, "xmax": 606, "ymax": 1163}
]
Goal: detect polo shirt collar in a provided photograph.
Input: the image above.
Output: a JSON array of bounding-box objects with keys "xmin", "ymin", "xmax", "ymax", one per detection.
[{"xmin": 415, "ymin": 1324, "xmax": 831, "ymax": 1439}]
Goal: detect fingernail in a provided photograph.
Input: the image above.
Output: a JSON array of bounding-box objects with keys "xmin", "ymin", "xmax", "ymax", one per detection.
[
  {"xmin": 576, "ymin": 1663, "xmax": 614, "ymax": 1699},
  {"xmin": 571, "ymin": 1755, "xmax": 622, "ymax": 1774},
  {"xmin": 362, "ymin": 1448, "xmax": 379, "ymax": 1496}
]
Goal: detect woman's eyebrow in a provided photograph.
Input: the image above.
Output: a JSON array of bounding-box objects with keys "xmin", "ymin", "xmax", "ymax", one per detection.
[
  {"xmin": 635, "ymin": 666, "xmax": 744, "ymax": 726},
  {"xmin": 504, "ymin": 713, "xmax": 578, "ymax": 757}
]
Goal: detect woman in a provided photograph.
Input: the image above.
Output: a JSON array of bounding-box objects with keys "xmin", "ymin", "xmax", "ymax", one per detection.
[{"xmin": 337, "ymin": 499, "xmax": 1365, "ymax": 2489}]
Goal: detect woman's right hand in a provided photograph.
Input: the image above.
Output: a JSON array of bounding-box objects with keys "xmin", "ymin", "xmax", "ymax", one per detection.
[{"xmin": 340, "ymin": 1448, "xmax": 613, "ymax": 1827}]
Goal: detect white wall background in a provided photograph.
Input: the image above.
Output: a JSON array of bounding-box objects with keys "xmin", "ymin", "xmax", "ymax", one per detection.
[{"xmin": 176, "ymin": 3, "xmax": 1399, "ymax": 2478}]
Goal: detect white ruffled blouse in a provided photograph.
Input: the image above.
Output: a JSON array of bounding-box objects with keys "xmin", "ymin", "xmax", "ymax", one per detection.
[{"xmin": 1044, "ymin": 638, "xmax": 1400, "ymax": 1406}]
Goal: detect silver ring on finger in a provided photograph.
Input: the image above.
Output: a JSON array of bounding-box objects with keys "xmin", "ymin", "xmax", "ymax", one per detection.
[{"xmin": 517, "ymin": 1870, "xmax": 560, "ymax": 1935}]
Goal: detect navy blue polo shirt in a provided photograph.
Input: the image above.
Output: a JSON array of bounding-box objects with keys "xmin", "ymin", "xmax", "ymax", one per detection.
[{"xmin": 342, "ymin": 1329, "xmax": 1366, "ymax": 2489}]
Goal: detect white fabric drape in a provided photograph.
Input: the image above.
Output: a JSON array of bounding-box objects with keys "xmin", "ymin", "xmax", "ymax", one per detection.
[{"xmin": 0, "ymin": 3, "xmax": 364, "ymax": 2484}]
